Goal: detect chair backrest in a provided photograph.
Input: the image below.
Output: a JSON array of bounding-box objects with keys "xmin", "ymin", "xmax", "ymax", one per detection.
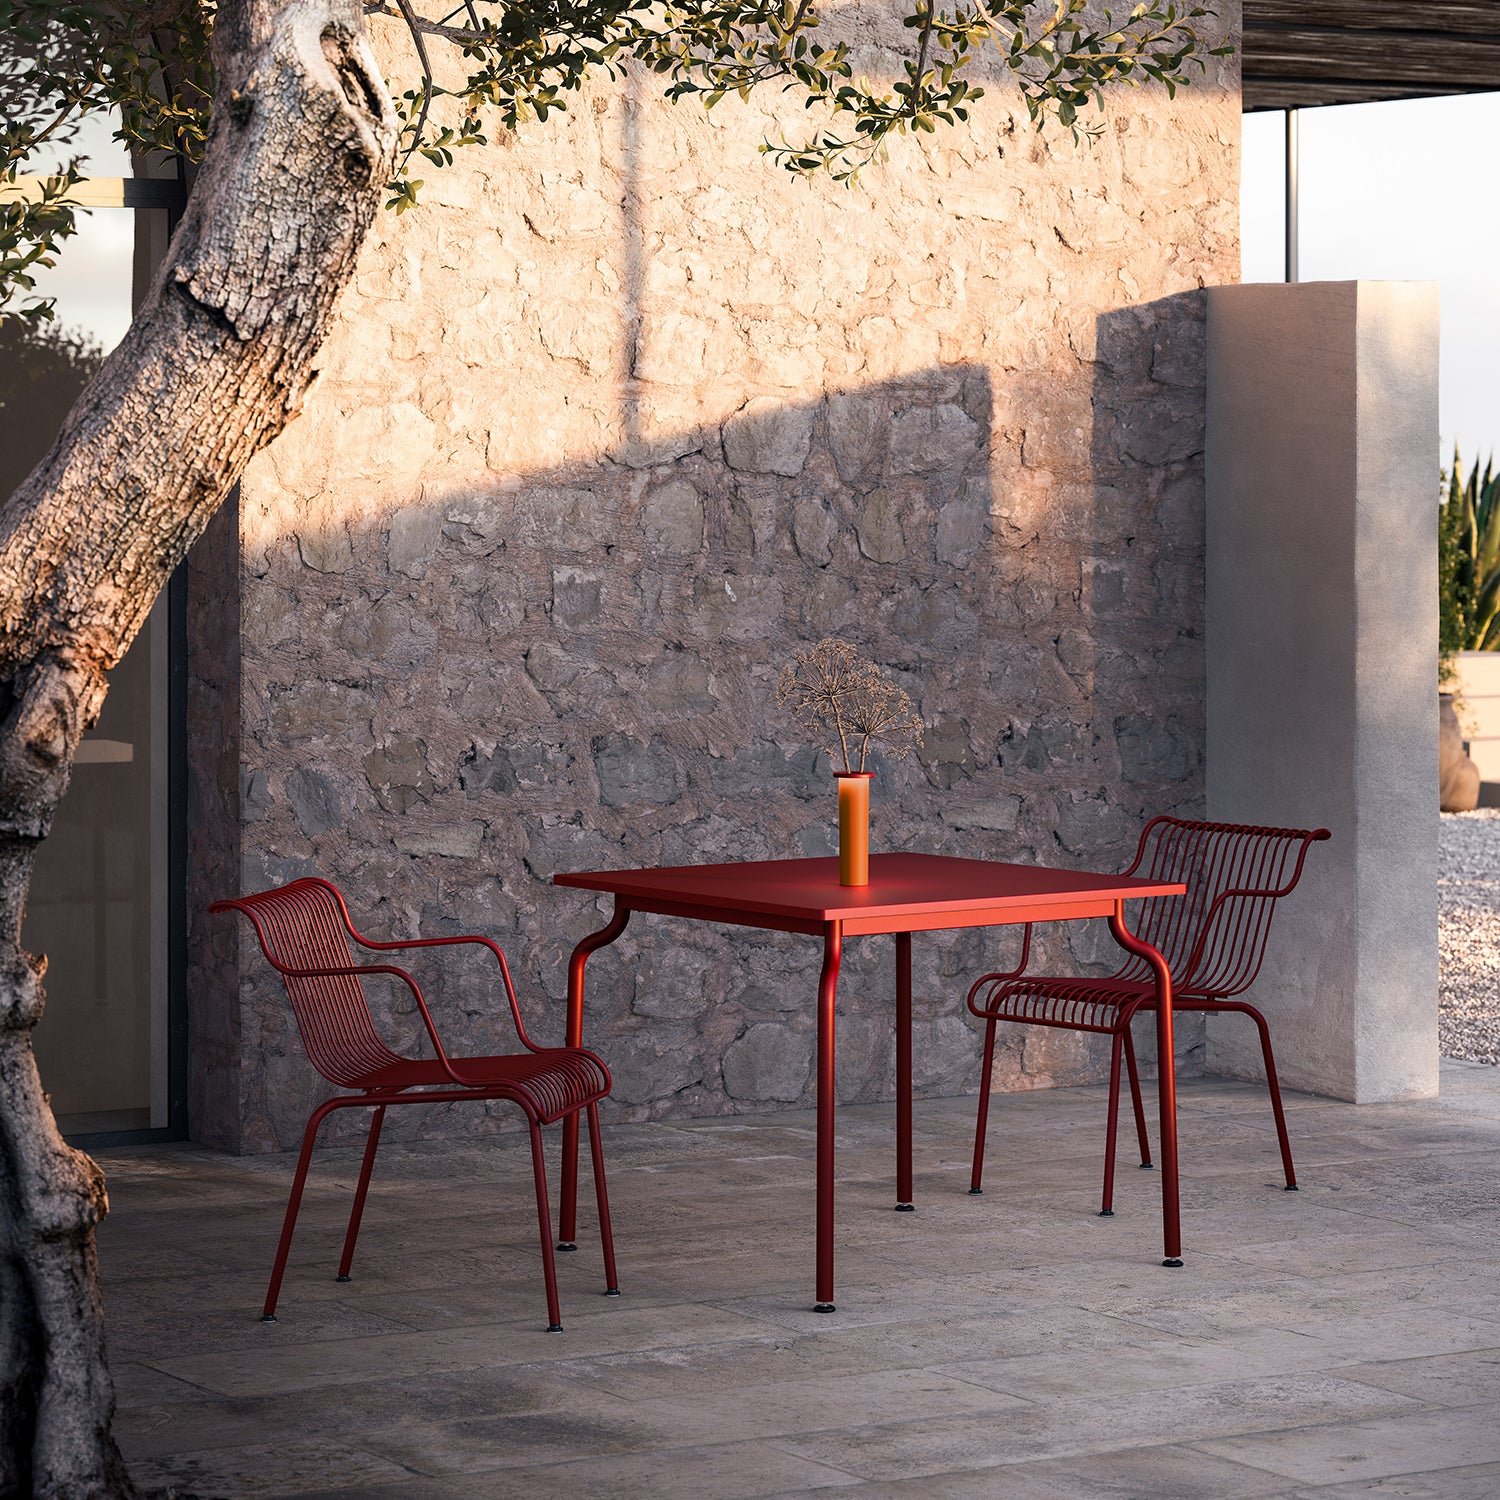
[
  {"xmin": 1117, "ymin": 816, "xmax": 1330, "ymax": 996},
  {"xmin": 210, "ymin": 878, "xmax": 405, "ymax": 1087}
]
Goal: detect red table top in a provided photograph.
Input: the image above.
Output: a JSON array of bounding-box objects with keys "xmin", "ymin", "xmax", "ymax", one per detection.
[{"xmin": 554, "ymin": 852, "xmax": 1184, "ymax": 934}]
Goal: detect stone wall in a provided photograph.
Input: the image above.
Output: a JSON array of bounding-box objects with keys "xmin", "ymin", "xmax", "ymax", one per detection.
[{"xmin": 190, "ymin": 3, "xmax": 1242, "ymax": 1151}]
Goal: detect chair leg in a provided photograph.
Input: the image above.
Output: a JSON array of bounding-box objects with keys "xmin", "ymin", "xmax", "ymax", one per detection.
[
  {"xmin": 336, "ymin": 1104, "xmax": 386, "ymax": 1282},
  {"xmin": 1100, "ymin": 1031, "xmax": 1124, "ymax": 1216},
  {"xmin": 263, "ymin": 1102, "xmax": 335, "ymax": 1321},
  {"xmin": 1238, "ymin": 1002, "xmax": 1297, "ymax": 1190},
  {"xmin": 528, "ymin": 1119, "xmax": 565, "ymax": 1332},
  {"xmin": 1123, "ymin": 1021, "xmax": 1152, "ymax": 1168},
  {"xmin": 969, "ymin": 1017, "xmax": 999, "ymax": 1194},
  {"xmin": 585, "ymin": 1102, "xmax": 620, "ymax": 1296}
]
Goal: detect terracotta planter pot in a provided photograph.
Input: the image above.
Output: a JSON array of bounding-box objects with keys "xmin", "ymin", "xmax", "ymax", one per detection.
[
  {"xmin": 836, "ymin": 772, "xmax": 872, "ymax": 886},
  {"xmin": 1441, "ymin": 692, "xmax": 1481, "ymax": 812}
]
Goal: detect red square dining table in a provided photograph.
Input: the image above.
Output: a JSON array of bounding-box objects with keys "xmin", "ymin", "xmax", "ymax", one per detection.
[{"xmin": 553, "ymin": 851, "xmax": 1187, "ymax": 1312}]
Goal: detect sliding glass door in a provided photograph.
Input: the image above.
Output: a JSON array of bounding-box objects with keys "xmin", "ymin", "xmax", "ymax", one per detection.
[
  {"xmin": 28, "ymin": 606, "xmax": 172, "ymax": 1134},
  {"xmin": 4, "ymin": 112, "xmax": 185, "ymax": 1140}
]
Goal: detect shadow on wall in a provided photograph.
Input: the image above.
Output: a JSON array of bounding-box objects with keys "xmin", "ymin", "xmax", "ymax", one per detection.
[
  {"xmin": 1084, "ymin": 292, "xmax": 1213, "ymax": 1077},
  {"xmin": 201, "ymin": 312, "xmax": 1213, "ymax": 1153}
]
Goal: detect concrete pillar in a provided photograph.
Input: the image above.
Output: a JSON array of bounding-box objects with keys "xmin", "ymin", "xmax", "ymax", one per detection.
[{"xmin": 1204, "ymin": 281, "xmax": 1438, "ymax": 1103}]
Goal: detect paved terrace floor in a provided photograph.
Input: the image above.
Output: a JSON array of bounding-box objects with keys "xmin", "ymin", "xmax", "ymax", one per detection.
[{"xmin": 100, "ymin": 1062, "xmax": 1500, "ymax": 1500}]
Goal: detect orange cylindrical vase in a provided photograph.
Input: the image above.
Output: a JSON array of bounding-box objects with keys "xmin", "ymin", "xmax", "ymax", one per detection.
[{"xmin": 837, "ymin": 772, "xmax": 872, "ymax": 886}]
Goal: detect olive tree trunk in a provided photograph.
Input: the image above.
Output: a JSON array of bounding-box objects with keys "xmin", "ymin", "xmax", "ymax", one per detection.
[{"xmin": 0, "ymin": 3, "xmax": 397, "ymax": 1493}]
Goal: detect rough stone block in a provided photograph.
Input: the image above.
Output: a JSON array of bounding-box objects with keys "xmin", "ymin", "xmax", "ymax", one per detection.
[
  {"xmin": 632, "ymin": 949, "xmax": 712, "ymax": 1021},
  {"xmin": 286, "ymin": 768, "xmax": 341, "ymax": 838},
  {"xmin": 1083, "ymin": 557, "xmax": 1128, "ymax": 614},
  {"xmin": 1055, "ymin": 792, "xmax": 1138, "ymax": 856},
  {"xmin": 708, "ymin": 743, "xmax": 821, "ymax": 800},
  {"xmin": 792, "ymin": 497, "xmax": 837, "ymax": 566},
  {"xmin": 365, "ymin": 735, "xmax": 436, "ymax": 813},
  {"xmin": 722, "ymin": 396, "xmax": 815, "ymax": 476},
  {"xmin": 853, "ymin": 488, "xmax": 906, "ymax": 564},
  {"xmin": 640, "ymin": 479, "xmax": 706, "ymax": 555},
  {"xmin": 517, "ymin": 487, "xmax": 613, "ymax": 551},
  {"xmin": 393, "ymin": 822, "xmax": 485, "ymax": 859},
  {"xmin": 241, "ymin": 768, "xmax": 271, "ymax": 824},
  {"xmin": 1115, "ymin": 713, "xmax": 1195, "ymax": 784},
  {"xmin": 941, "ymin": 796, "xmax": 1022, "ymax": 834},
  {"xmin": 826, "ymin": 392, "xmax": 883, "ymax": 484},
  {"xmin": 721, "ymin": 1023, "xmax": 812, "ymax": 1102},
  {"xmin": 593, "ymin": 734, "xmax": 681, "ymax": 808},
  {"xmin": 458, "ymin": 743, "xmax": 518, "ymax": 799},
  {"xmin": 692, "ymin": 573, "xmax": 785, "ymax": 643},
  {"xmin": 889, "ymin": 403, "xmax": 981, "ymax": 476},
  {"xmin": 935, "ymin": 488, "xmax": 988, "ymax": 567},
  {"xmin": 387, "ymin": 503, "xmax": 445, "ymax": 578},
  {"xmin": 642, "ymin": 648, "xmax": 718, "ymax": 716},
  {"xmin": 269, "ymin": 684, "xmax": 375, "ymax": 747},
  {"xmin": 551, "ymin": 565, "xmax": 603, "ymax": 625}
]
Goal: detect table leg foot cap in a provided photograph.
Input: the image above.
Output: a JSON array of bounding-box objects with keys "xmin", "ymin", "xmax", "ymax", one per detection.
[
  {"xmin": 813, "ymin": 1303, "xmax": 836, "ymax": 1314},
  {"xmin": 546, "ymin": 1324, "xmax": 564, "ymax": 1334},
  {"xmin": 895, "ymin": 1203, "xmax": 915, "ymax": 1213},
  {"xmin": 1098, "ymin": 1208, "xmax": 1114, "ymax": 1217},
  {"xmin": 604, "ymin": 1287, "xmax": 621, "ymax": 1296},
  {"xmin": 1285, "ymin": 1183, "xmax": 1299, "ymax": 1191},
  {"xmin": 336, "ymin": 1274, "xmax": 351, "ymax": 1283},
  {"xmin": 967, "ymin": 1187, "xmax": 983, "ymax": 1196},
  {"xmin": 1162, "ymin": 1257, "xmax": 1184, "ymax": 1268},
  {"xmin": 556, "ymin": 1242, "xmax": 577, "ymax": 1252},
  {"xmin": 1140, "ymin": 1162, "xmax": 1154, "ymax": 1170},
  {"xmin": 260, "ymin": 1313, "xmax": 277, "ymax": 1323}
]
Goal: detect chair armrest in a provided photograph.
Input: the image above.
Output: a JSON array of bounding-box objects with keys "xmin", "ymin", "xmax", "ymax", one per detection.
[
  {"xmin": 343, "ymin": 931, "xmax": 542, "ymax": 1052},
  {"xmin": 271, "ymin": 959, "xmax": 496, "ymax": 1088},
  {"xmin": 966, "ymin": 924, "xmax": 1034, "ymax": 1017}
]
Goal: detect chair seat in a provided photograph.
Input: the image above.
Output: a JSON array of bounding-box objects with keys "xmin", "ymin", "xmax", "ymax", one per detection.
[
  {"xmin": 354, "ymin": 1047, "xmax": 610, "ymax": 1122},
  {"xmin": 975, "ymin": 977, "xmax": 1233, "ymax": 1032}
]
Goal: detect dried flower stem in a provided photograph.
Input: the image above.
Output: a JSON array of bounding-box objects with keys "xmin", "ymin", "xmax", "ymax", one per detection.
[{"xmin": 776, "ymin": 639, "xmax": 925, "ymax": 774}]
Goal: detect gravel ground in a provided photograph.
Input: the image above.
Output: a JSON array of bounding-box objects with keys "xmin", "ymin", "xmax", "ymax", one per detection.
[{"xmin": 1440, "ymin": 809, "xmax": 1500, "ymax": 1065}]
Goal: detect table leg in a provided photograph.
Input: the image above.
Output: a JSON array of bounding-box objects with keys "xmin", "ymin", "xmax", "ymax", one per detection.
[
  {"xmin": 1108, "ymin": 902, "xmax": 1181, "ymax": 1266},
  {"xmin": 895, "ymin": 931, "xmax": 914, "ymax": 1211},
  {"xmin": 815, "ymin": 920, "xmax": 844, "ymax": 1312},
  {"xmin": 559, "ymin": 905, "xmax": 630, "ymax": 1249}
]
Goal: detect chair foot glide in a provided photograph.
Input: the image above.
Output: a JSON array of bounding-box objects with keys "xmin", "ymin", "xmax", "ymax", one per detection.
[
  {"xmin": 1140, "ymin": 1161, "xmax": 1153, "ymax": 1169},
  {"xmin": 895, "ymin": 1202, "xmax": 915, "ymax": 1212},
  {"xmin": 1162, "ymin": 1257, "xmax": 1183, "ymax": 1268},
  {"xmin": 814, "ymin": 1302, "xmax": 836, "ymax": 1314},
  {"xmin": 546, "ymin": 1323, "xmax": 564, "ymax": 1333},
  {"xmin": 260, "ymin": 1313, "xmax": 277, "ymax": 1323},
  {"xmin": 1284, "ymin": 1183, "xmax": 1299, "ymax": 1191},
  {"xmin": 556, "ymin": 1241, "xmax": 578, "ymax": 1252},
  {"xmin": 1098, "ymin": 1208, "xmax": 1114, "ymax": 1217},
  {"xmin": 967, "ymin": 1187, "xmax": 983, "ymax": 1195},
  {"xmin": 605, "ymin": 1287, "xmax": 621, "ymax": 1296},
  {"xmin": 336, "ymin": 1274, "xmax": 350, "ymax": 1282}
]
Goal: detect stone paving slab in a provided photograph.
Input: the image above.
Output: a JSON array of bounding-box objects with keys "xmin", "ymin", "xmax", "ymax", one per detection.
[
  {"xmin": 1197, "ymin": 1403, "xmax": 1500, "ymax": 1486},
  {"xmin": 96, "ymin": 1064, "xmax": 1500, "ymax": 1498},
  {"xmin": 1290, "ymin": 1462, "xmax": 1500, "ymax": 1498},
  {"xmin": 769, "ymin": 1375, "xmax": 1423, "ymax": 1482}
]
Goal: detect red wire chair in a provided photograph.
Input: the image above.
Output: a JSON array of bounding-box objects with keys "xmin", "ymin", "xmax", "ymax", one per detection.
[
  {"xmin": 211, "ymin": 877, "xmax": 618, "ymax": 1332},
  {"xmin": 967, "ymin": 817, "xmax": 1330, "ymax": 1215}
]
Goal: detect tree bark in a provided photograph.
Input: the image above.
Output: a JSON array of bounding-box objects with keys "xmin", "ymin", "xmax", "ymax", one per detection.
[{"xmin": 0, "ymin": 3, "xmax": 397, "ymax": 1493}]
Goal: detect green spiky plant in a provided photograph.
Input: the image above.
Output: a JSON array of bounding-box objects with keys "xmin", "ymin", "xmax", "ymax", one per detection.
[{"xmin": 1439, "ymin": 449, "xmax": 1500, "ymax": 687}]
